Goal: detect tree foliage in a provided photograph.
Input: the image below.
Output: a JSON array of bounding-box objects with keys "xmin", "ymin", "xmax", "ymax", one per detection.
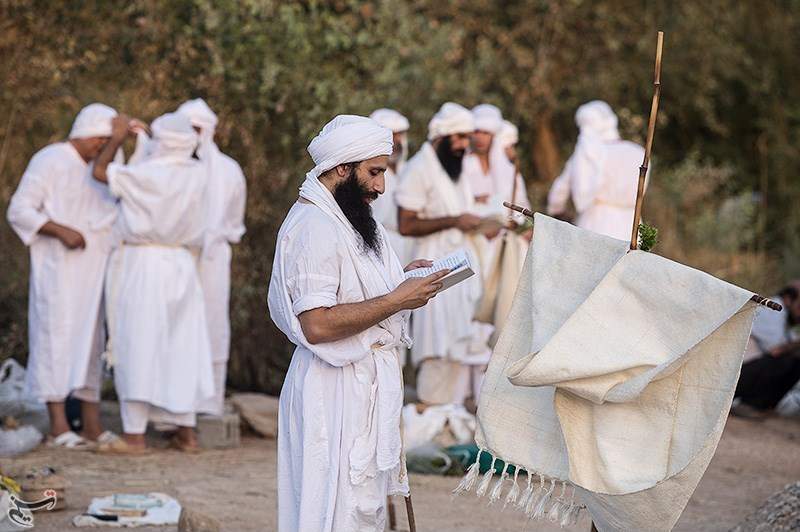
[{"xmin": 1, "ymin": 0, "xmax": 798, "ymax": 393}]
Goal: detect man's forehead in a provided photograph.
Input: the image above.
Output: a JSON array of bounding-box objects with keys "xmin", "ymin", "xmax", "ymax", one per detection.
[{"xmin": 361, "ymin": 155, "xmax": 389, "ymax": 170}]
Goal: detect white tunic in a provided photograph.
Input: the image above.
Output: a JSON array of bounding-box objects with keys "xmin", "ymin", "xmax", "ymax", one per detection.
[
  {"xmin": 6, "ymin": 142, "xmax": 116, "ymax": 402},
  {"xmin": 104, "ymin": 155, "xmax": 214, "ymax": 414},
  {"xmin": 269, "ymin": 175, "xmax": 409, "ymax": 532},
  {"xmin": 395, "ymin": 143, "xmax": 492, "ymax": 366},
  {"xmin": 197, "ymin": 148, "xmax": 246, "ymax": 367},
  {"xmin": 371, "ymin": 166, "xmax": 414, "ymax": 266},
  {"xmin": 547, "ymin": 139, "xmax": 645, "ymax": 240}
]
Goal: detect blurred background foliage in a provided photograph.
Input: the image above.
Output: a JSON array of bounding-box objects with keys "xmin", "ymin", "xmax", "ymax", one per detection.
[{"xmin": 1, "ymin": 0, "xmax": 798, "ymax": 394}]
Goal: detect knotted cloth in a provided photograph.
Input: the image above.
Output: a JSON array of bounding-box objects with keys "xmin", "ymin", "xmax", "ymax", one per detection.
[{"xmin": 459, "ymin": 213, "xmax": 757, "ymax": 531}]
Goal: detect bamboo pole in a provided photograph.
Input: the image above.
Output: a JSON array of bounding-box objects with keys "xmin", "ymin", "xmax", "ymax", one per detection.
[
  {"xmin": 405, "ymin": 495, "xmax": 417, "ymax": 532},
  {"xmin": 502, "ymin": 201, "xmax": 783, "ymax": 312},
  {"xmin": 630, "ymin": 31, "xmax": 664, "ymax": 250}
]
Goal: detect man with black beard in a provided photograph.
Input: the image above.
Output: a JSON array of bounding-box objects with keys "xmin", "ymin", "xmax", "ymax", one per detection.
[
  {"xmin": 396, "ymin": 102, "xmax": 498, "ymax": 407},
  {"xmin": 268, "ymin": 115, "xmax": 446, "ymax": 531}
]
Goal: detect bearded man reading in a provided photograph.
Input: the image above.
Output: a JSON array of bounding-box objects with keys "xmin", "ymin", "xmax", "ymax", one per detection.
[{"xmin": 268, "ymin": 115, "xmax": 446, "ymax": 532}]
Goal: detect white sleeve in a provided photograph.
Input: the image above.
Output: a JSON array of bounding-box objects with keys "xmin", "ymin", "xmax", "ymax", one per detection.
[
  {"xmin": 284, "ymin": 224, "xmax": 341, "ymax": 317},
  {"xmin": 395, "ymin": 165, "xmax": 429, "ymax": 213},
  {"xmin": 224, "ymin": 168, "xmax": 247, "ymax": 244},
  {"xmin": 6, "ymin": 163, "xmax": 50, "ymax": 246},
  {"xmin": 547, "ymin": 160, "xmax": 573, "ymax": 215}
]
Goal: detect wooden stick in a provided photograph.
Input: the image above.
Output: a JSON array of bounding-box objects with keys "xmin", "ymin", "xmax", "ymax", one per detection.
[
  {"xmin": 630, "ymin": 31, "xmax": 664, "ymax": 250},
  {"xmin": 502, "ymin": 200, "xmax": 783, "ymax": 312},
  {"xmin": 405, "ymin": 495, "xmax": 417, "ymax": 532}
]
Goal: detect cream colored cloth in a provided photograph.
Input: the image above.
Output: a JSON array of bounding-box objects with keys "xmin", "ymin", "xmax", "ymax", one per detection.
[
  {"xmin": 468, "ymin": 213, "xmax": 757, "ymax": 531},
  {"xmin": 417, "ymin": 358, "xmax": 486, "ymax": 406}
]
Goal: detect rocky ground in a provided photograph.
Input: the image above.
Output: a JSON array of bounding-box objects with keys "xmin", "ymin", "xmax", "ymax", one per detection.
[{"xmin": 2, "ymin": 406, "xmax": 798, "ymax": 531}]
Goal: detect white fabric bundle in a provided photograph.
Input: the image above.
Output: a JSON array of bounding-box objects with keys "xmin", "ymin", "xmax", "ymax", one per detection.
[
  {"xmin": 148, "ymin": 112, "xmax": 199, "ymax": 159},
  {"xmin": 472, "ymin": 103, "xmax": 503, "ymax": 134},
  {"xmin": 427, "ymin": 102, "xmax": 474, "ymax": 141},
  {"xmin": 68, "ymin": 103, "xmax": 117, "ymax": 139},
  {"xmin": 460, "ymin": 213, "xmax": 757, "ymax": 531},
  {"xmin": 307, "ymin": 114, "xmax": 392, "ymax": 177}
]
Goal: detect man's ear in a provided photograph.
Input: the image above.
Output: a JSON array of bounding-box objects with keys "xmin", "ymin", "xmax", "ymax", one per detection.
[{"xmin": 335, "ymin": 164, "xmax": 350, "ymax": 178}]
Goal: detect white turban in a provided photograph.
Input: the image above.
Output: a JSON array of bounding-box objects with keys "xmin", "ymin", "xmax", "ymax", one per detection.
[
  {"xmin": 149, "ymin": 112, "xmax": 199, "ymax": 158},
  {"xmin": 369, "ymin": 108, "xmax": 410, "ymax": 133},
  {"xmin": 177, "ymin": 98, "xmax": 218, "ymax": 135},
  {"xmin": 472, "ymin": 103, "xmax": 503, "ymax": 134},
  {"xmin": 575, "ymin": 100, "xmax": 620, "ymax": 142},
  {"xmin": 307, "ymin": 115, "xmax": 392, "ymax": 178},
  {"xmin": 495, "ymin": 120, "xmax": 519, "ymax": 149},
  {"xmin": 68, "ymin": 103, "xmax": 117, "ymax": 140},
  {"xmin": 427, "ymin": 102, "xmax": 474, "ymax": 141}
]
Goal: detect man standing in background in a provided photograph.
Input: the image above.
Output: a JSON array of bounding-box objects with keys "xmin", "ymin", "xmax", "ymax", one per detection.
[
  {"xmin": 369, "ymin": 108, "xmax": 413, "ymax": 266},
  {"xmin": 6, "ymin": 103, "xmax": 122, "ymax": 449},
  {"xmin": 92, "ymin": 113, "xmax": 214, "ymax": 454},
  {"xmin": 547, "ymin": 100, "xmax": 645, "ymax": 240},
  {"xmin": 396, "ymin": 102, "xmax": 496, "ymax": 407},
  {"xmin": 177, "ymin": 98, "xmax": 247, "ymax": 416}
]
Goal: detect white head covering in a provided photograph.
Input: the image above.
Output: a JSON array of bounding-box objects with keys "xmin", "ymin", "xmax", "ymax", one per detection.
[
  {"xmin": 307, "ymin": 115, "xmax": 392, "ymax": 178},
  {"xmin": 427, "ymin": 102, "xmax": 475, "ymax": 141},
  {"xmin": 369, "ymin": 108, "xmax": 410, "ymax": 133},
  {"xmin": 495, "ymin": 120, "xmax": 519, "ymax": 149},
  {"xmin": 575, "ymin": 100, "xmax": 620, "ymax": 142},
  {"xmin": 148, "ymin": 112, "xmax": 199, "ymax": 159},
  {"xmin": 177, "ymin": 98, "xmax": 220, "ymax": 162},
  {"xmin": 68, "ymin": 103, "xmax": 117, "ymax": 139},
  {"xmin": 472, "ymin": 103, "xmax": 503, "ymax": 134}
]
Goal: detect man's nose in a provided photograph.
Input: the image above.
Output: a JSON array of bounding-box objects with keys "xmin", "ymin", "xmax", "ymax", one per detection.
[{"xmin": 374, "ymin": 174, "xmax": 385, "ymax": 195}]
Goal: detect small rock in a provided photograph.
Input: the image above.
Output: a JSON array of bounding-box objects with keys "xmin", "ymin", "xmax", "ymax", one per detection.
[{"xmin": 178, "ymin": 508, "xmax": 221, "ymax": 532}]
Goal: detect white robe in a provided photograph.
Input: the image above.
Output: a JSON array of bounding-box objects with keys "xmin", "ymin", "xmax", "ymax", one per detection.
[
  {"xmin": 268, "ymin": 175, "xmax": 409, "ymax": 532},
  {"xmin": 6, "ymin": 142, "xmax": 116, "ymax": 402},
  {"xmin": 547, "ymin": 139, "xmax": 645, "ymax": 241},
  {"xmin": 371, "ymin": 166, "xmax": 414, "ymax": 266},
  {"xmin": 104, "ymin": 155, "xmax": 214, "ymax": 415},
  {"xmin": 395, "ymin": 143, "xmax": 492, "ymax": 366},
  {"xmin": 196, "ymin": 147, "xmax": 246, "ymax": 414}
]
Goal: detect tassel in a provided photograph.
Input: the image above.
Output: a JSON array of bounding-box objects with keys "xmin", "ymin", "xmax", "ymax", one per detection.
[
  {"xmin": 563, "ymin": 487, "xmax": 583, "ymax": 526},
  {"xmin": 503, "ymin": 468, "xmax": 521, "ymax": 509},
  {"xmin": 532, "ymin": 478, "xmax": 555, "ymax": 519},
  {"xmin": 476, "ymin": 455, "xmax": 497, "ymax": 497},
  {"xmin": 516, "ymin": 471, "xmax": 533, "ymax": 511},
  {"xmin": 547, "ymin": 481, "xmax": 568, "ymax": 523},
  {"xmin": 488, "ymin": 463, "xmax": 509, "ymax": 505},
  {"xmin": 452, "ymin": 449, "xmax": 482, "ymax": 495},
  {"xmin": 525, "ymin": 474, "xmax": 546, "ymax": 518}
]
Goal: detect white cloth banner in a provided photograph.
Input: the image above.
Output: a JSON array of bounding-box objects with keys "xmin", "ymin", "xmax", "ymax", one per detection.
[{"xmin": 465, "ymin": 213, "xmax": 757, "ymax": 531}]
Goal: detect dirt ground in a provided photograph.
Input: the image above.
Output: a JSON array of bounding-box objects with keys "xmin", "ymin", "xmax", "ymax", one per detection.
[{"xmin": 3, "ymin": 404, "xmax": 799, "ymax": 532}]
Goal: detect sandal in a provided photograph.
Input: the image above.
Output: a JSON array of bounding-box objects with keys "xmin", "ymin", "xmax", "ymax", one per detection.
[
  {"xmin": 96, "ymin": 439, "xmax": 150, "ymax": 456},
  {"xmin": 94, "ymin": 430, "xmax": 121, "ymax": 445},
  {"xmin": 168, "ymin": 436, "xmax": 201, "ymax": 454},
  {"xmin": 46, "ymin": 431, "xmax": 95, "ymax": 450}
]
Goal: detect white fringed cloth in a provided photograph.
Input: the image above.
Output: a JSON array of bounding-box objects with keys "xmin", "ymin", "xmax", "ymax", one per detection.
[{"xmin": 455, "ymin": 214, "xmax": 757, "ymax": 531}]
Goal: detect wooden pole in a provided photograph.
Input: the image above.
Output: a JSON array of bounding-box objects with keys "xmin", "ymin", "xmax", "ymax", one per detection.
[
  {"xmin": 502, "ymin": 201, "xmax": 783, "ymax": 312},
  {"xmin": 405, "ymin": 495, "xmax": 417, "ymax": 532},
  {"xmin": 630, "ymin": 31, "xmax": 664, "ymax": 250}
]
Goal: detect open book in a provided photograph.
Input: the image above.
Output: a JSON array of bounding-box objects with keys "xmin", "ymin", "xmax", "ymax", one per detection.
[{"xmin": 404, "ymin": 248, "xmax": 475, "ymax": 292}]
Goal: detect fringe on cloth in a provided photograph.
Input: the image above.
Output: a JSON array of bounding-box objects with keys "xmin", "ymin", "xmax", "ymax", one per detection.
[{"xmin": 451, "ymin": 447, "xmax": 586, "ymax": 526}]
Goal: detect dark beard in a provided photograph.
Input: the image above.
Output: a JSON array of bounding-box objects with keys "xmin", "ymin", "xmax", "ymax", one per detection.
[
  {"xmin": 333, "ymin": 166, "xmax": 382, "ymax": 256},
  {"xmin": 435, "ymin": 136, "xmax": 465, "ymax": 181}
]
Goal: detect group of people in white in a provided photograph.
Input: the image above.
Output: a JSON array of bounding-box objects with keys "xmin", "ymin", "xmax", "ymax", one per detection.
[
  {"xmin": 7, "ymin": 100, "xmax": 246, "ymax": 453},
  {"xmin": 267, "ymin": 100, "xmax": 644, "ymax": 531}
]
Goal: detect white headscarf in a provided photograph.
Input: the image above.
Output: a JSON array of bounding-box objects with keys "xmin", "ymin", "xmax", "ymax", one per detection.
[
  {"xmin": 307, "ymin": 115, "xmax": 392, "ymax": 178},
  {"xmin": 177, "ymin": 98, "xmax": 218, "ymax": 148},
  {"xmin": 472, "ymin": 103, "xmax": 503, "ymax": 134},
  {"xmin": 495, "ymin": 120, "xmax": 519, "ymax": 149},
  {"xmin": 427, "ymin": 102, "xmax": 475, "ymax": 141},
  {"xmin": 69, "ymin": 103, "xmax": 117, "ymax": 139},
  {"xmin": 148, "ymin": 112, "xmax": 199, "ymax": 160},
  {"xmin": 575, "ymin": 100, "xmax": 620, "ymax": 142},
  {"xmin": 369, "ymin": 108, "xmax": 410, "ymax": 133}
]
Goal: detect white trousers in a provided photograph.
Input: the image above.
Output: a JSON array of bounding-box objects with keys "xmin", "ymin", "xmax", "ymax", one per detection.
[
  {"xmin": 120, "ymin": 400, "xmax": 196, "ymax": 434},
  {"xmin": 197, "ymin": 361, "xmax": 227, "ymax": 416},
  {"xmin": 416, "ymin": 359, "xmax": 486, "ymax": 406}
]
